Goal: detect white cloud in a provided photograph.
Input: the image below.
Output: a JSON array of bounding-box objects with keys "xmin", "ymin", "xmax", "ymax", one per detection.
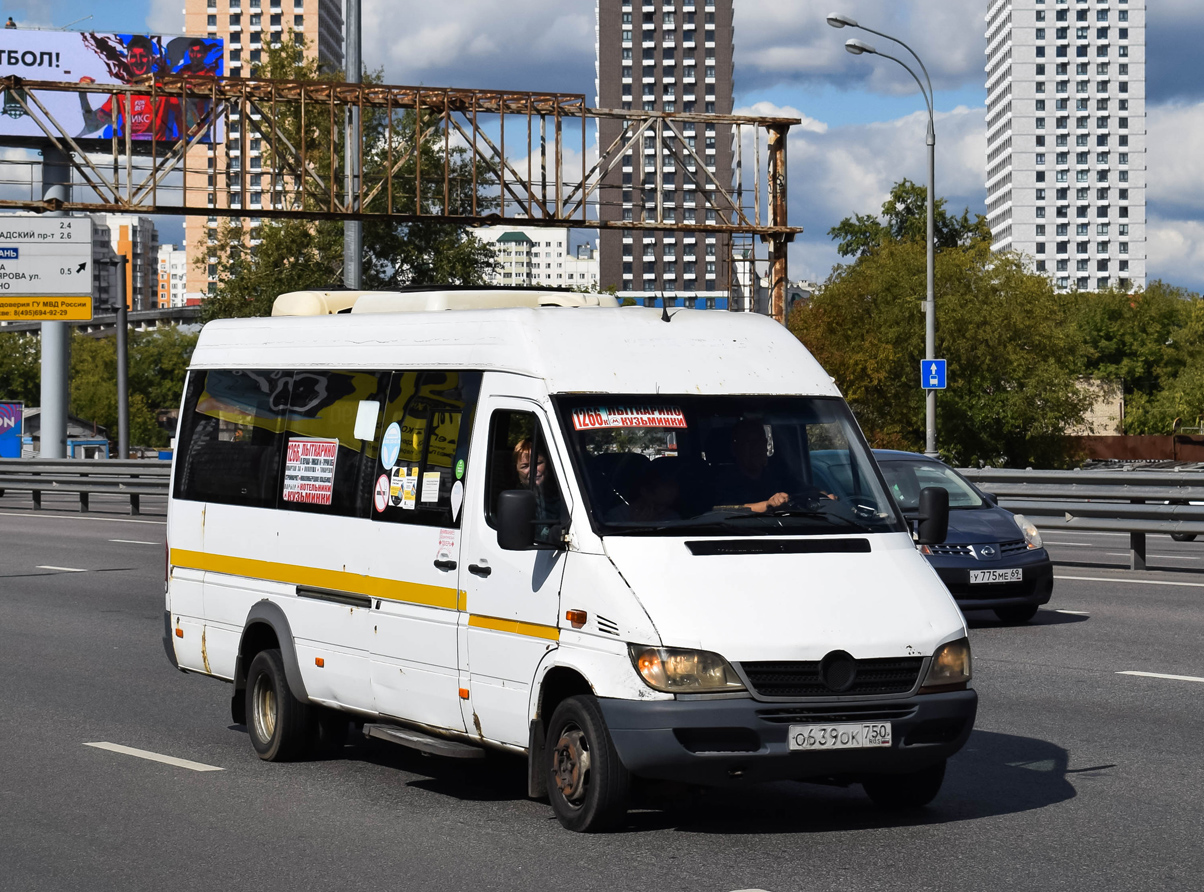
[
  {"xmin": 363, "ymin": 1, "xmax": 594, "ymax": 91},
  {"xmin": 146, "ymin": 0, "xmax": 182, "ymax": 35},
  {"xmin": 1148, "ymin": 101, "xmax": 1204, "ymax": 219},
  {"xmin": 733, "ymin": 0, "xmax": 988, "ymax": 94},
  {"xmin": 1148, "ymin": 216, "xmax": 1204, "ymax": 290}
]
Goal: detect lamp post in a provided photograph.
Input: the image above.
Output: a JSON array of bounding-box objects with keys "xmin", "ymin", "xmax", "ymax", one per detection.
[{"xmin": 828, "ymin": 14, "xmax": 939, "ymax": 458}]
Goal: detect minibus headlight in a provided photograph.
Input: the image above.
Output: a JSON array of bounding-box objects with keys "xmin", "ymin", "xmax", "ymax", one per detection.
[
  {"xmin": 628, "ymin": 645, "xmax": 746, "ymax": 694},
  {"xmin": 1013, "ymin": 514, "xmax": 1043, "ymax": 549},
  {"xmin": 920, "ymin": 638, "xmax": 972, "ymax": 693}
]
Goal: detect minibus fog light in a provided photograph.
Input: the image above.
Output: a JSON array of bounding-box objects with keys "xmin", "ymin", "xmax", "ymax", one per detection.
[
  {"xmin": 628, "ymin": 645, "xmax": 746, "ymax": 693},
  {"xmin": 1013, "ymin": 514, "xmax": 1043, "ymax": 549},
  {"xmin": 920, "ymin": 638, "xmax": 972, "ymax": 693}
]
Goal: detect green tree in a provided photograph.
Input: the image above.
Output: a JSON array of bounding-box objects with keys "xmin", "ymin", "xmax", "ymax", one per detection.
[
  {"xmin": 828, "ymin": 178, "xmax": 991, "ymax": 258},
  {"xmin": 1069, "ymin": 281, "xmax": 1204, "ymax": 433},
  {"xmin": 791, "ymin": 232, "xmax": 1090, "ymax": 467},
  {"xmin": 202, "ymin": 36, "xmax": 497, "ymax": 320},
  {"xmin": 69, "ymin": 328, "xmax": 198, "ymax": 449},
  {"xmin": 0, "ymin": 333, "xmax": 41, "ymax": 406}
]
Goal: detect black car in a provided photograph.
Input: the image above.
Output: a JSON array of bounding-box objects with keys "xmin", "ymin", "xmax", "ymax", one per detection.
[{"xmin": 873, "ymin": 450, "xmax": 1054, "ymax": 624}]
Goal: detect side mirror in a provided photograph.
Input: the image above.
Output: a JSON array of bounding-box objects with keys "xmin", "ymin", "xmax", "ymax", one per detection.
[
  {"xmin": 983, "ymin": 491, "xmax": 1000, "ymax": 506},
  {"xmin": 916, "ymin": 486, "xmax": 949, "ymax": 545},
  {"xmin": 497, "ymin": 489, "xmax": 536, "ymax": 550}
]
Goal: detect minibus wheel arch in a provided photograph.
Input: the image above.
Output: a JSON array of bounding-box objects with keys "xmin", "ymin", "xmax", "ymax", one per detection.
[
  {"xmin": 232, "ymin": 602, "xmax": 309, "ymax": 724},
  {"xmin": 528, "ymin": 667, "xmax": 593, "ymax": 799}
]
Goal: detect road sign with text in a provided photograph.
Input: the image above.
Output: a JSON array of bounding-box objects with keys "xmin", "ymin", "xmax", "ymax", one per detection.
[
  {"xmin": 0, "ymin": 217, "xmax": 93, "ymax": 321},
  {"xmin": 922, "ymin": 359, "xmax": 947, "ymax": 390}
]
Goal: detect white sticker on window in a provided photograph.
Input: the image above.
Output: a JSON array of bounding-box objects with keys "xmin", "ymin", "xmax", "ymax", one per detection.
[
  {"xmin": 450, "ymin": 480, "xmax": 464, "ymax": 521},
  {"xmin": 402, "ymin": 468, "xmax": 418, "ymax": 510},
  {"xmin": 421, "ymin": 471, "xmax": 441, "ymax": 504},
  {"xmin": 282, "ymin": 437, "xmax": 338, "ymax": 506},
  {"xmin": 354, "ymin": 400, "xmax": 381, "ymax": 441}
]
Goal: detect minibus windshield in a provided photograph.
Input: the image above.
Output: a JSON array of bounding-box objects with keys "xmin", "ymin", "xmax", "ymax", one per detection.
[{"xmin": 555, "ymin": 395, "xmax": 906, "ymax": 537}]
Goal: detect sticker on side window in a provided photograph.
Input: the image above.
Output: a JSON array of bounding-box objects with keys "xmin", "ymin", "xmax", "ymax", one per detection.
[
  {"xmin": 282, "ymin": 437, "xmax": 338, "ymax": 506},
  {"xmin": 571, "ymin": 407, "xmax": 688, "ymax": 430}
]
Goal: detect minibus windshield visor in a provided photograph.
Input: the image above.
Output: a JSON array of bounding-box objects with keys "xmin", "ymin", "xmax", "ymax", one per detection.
[{"xmin": 555, "ymin": 396, "xmax": 906, "ymax": 537}]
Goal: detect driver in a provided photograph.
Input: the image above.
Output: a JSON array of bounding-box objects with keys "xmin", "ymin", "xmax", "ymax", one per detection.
[{"xmin": 713, "ymin": 419, "xmax": 792, "ymax": 513}]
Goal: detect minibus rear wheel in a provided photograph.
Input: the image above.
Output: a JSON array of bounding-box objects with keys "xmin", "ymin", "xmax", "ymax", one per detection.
[
  {"xmin": 862, "ymin": 759, "xmax": 946, "ymax": 809},
  {"xmin": 246, "ymin": 648, "xmax": 312, "ymax": 761},
  {"xmin": 545, "ymin": 695, "xmax": 630, "ymax": 832}
]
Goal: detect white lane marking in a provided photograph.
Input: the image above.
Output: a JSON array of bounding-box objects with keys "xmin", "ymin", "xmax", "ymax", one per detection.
[
  {"xmin": 1044, "ymin": 542, "xmax": 1098, "ymax": 547},
  {"xmin": 109, "ymin": 539, "xmax": 159, "ymax": 546},
  {"xmin": 1055, "ymin": 575, "xmax": 1204, "ymax": 589},
  {"xmin": 1105, "ymin": 552, "xmax": 1201, "ymax": 561},
  {"xmin": 37, "ymin": 565, "xmax": 87, "ymax": 572},
  {"xmin": 1054, "ymin": 609, "xmax": 1090, "ymax": 616},
  {"xmin": 0, "ymin": 510, "xmax": 164, "ymax": 526},
  {"xmin": 83, "ymin": 742, "xmax": 223, "ymax": 772},
  {"xmin": 1117, "ymin": 671, "xmax": 1204, "ymax": 684}
]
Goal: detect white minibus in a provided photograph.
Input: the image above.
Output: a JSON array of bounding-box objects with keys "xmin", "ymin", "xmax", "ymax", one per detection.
[{"xmin": 164, "ymin": 288, "xmax": 976, "ymax": 832}]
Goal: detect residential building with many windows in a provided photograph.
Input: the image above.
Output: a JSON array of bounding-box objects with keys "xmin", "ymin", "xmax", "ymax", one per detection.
[
  {"xmin": 595, "ymin": 0, "xmax": 735, "ymax": 307},
  {"xmin": 90, "ymin": 214, "xmax": 159, "ymax": 312},
  {"xmin": 985, "ymin": 0, "xmax": 1146, "ymax": 292},
  {"xmin": 182, "ymin": 0, "xmax": 345, "ymax": 298},
  {"xmin": 158, "ymin": 244, "xmax": 189, "ymax": 308},
  {"xmin": 476, "ymin": 225, "xmax": 600, "ymax": 290}
]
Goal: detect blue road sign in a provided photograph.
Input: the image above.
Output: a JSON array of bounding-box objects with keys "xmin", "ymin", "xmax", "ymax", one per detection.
[{"xmin": 922, "ymin": 359, "xmax": 947, "ymax": 390}]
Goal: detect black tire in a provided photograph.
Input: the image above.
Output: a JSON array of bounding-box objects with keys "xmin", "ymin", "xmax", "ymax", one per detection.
[
  {"xmin": 1171, "ymin": 533, "xmax": 1197, "ymax": 542},
  {"xmin": 246, "ymin": 648, "xmax": 312, "ymax": 761},
  {"xmin": 545, "ymin": 695, "xmax": 630, "ymax": 832},
  {"xmin": 863, "ymin": 759, "xmax": 946, "ymax": 809},
  {"xmin": 994, "ymin": 603, "xmax": 1039, "ymax": 624}
]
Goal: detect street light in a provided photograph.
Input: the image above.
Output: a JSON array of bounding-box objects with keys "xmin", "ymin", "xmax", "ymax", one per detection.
[{"xmin": 829, "ymin": 14, "xmax": 939, "ymax": 458}]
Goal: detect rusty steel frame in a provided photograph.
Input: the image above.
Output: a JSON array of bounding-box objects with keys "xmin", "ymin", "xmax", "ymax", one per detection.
[{"xmin": 0, "ymin": 74, "xmax": 800, "ymax": 320}]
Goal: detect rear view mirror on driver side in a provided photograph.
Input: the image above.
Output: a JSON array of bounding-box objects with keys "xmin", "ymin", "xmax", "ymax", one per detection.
[{"xmin": 916, "ymin": 486, "xmax": 949, "ymax": 545}]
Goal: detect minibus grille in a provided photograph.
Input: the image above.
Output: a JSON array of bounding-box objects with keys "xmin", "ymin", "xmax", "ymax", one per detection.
[
  {"xmin": 738, "ymin": 658, "xmax": 924, "ymax": 699},
  {"xmin": 755, "ymin": 705, "xmax": 917, "ymax": 724}
]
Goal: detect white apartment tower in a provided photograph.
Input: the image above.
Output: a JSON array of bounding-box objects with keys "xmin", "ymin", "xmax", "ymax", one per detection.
[{"xmin": 985, "ymin": 0, "xmax": 1146, "ymax": 292}]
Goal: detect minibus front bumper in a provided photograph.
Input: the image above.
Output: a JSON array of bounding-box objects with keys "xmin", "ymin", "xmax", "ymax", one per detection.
[{"xmin": 598, "ymin": 689, "xmax": 977, "ymax": 786}]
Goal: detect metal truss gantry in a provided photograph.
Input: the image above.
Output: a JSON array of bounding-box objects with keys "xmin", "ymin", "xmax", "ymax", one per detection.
[{"xmin": 0, "ymin": 74, "xmax": 801, "ymax": 320}]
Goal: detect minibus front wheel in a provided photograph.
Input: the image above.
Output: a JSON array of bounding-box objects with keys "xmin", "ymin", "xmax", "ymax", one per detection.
[
  {"xmin": 247, "ymin": 648, "xmax": 312, "ymax": 761},
  {"xmin": 546, "ymin": 695, "xmax": 630, "ymax": 832}
]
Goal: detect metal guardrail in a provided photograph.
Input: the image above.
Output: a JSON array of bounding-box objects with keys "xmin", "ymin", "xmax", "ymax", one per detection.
[
  {"xmin": 0, "ymin": 459, "xmax": 170, "ymax": 516},
  {"xmin": 959, "ymin": 467, "xmax": 1204, "ymax": 570}
]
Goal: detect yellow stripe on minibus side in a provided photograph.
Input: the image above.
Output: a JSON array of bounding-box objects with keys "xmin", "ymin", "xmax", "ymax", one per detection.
[
  {"xmin": 169, "ymin": 548, "xmax": 459, "ymax": 611},
  {"xmin": 468, "ymin": 613, "xmax": 561, "ymax": 642}
]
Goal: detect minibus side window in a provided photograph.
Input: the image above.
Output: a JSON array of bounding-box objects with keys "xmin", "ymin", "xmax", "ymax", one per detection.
[
  {"xmin": 484, "ymin": 410, "xmax": 566, "ymax": 545},
  {"xmin": 373, "ymin": 371, "xmax": 481, "ymax": 528},
  {"xmin": 174, "ymin": 369, "xmax": 293, "ymax": 509},
  {"xmin": 278, "ymin": 370, "xmax": 390, "ymax": 518}
]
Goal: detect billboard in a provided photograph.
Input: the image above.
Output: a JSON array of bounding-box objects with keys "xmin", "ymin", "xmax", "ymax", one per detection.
[
  {"xmin": 0, "ymin": 31, "xmax": 224, "ymax": 143},
  {"xmin": 0, "ymin": 403, "xmax": 22, "ymax": 458}
]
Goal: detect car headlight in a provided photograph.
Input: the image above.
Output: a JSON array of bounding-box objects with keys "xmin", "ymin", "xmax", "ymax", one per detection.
[
  {"xmin": 1013, "ymin": 513, "xmax": 1043, "ymax": 549},
  {"xmin": 628, "ymin": 645, "xmax": 746, "ymax": 693},
  {"xmin": 920, "ymin": 638, "xmax": 972, "ymax": 693}
]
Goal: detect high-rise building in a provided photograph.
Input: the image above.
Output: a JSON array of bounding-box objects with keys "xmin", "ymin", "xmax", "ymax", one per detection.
[
  {"xmin": 595, "ymin": 0, "xmax": 735, "ymax": 307},
  {"xmin": 158, "ymin": 244, "xmax": 189, "ymax": 308},
  {"xmin": 985, "ymin": 0, "xmax": 1146, "ymax": 292},
  {"xmin": 182, "ymin": 0, "xmax": 345, "ymax": 298},
  {"xmin": 475, "ymin": 225, "xmax": 600, "ymax": 290},
  {"xmin": 90, "ymin": 214, "xmax": 160, "ymax": 312}
]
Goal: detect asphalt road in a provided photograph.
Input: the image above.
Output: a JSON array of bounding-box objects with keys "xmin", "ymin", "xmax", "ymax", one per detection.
[{"xmin": 2, "ymin": 498, "xmax": 1203, "ymax": 892}]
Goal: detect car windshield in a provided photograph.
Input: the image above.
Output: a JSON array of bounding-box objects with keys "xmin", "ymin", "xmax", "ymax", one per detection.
[
  {"xmin": 878, "ymin": 459, "xmax": 985, "ymax": 512},
  {"xmin": 554, "ymin": 395, "xmax": 906, "ymax": 537}
]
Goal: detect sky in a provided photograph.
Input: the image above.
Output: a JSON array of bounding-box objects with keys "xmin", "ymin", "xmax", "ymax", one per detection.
[{"xmin": 4, "ymin": 0, "xmax": 1204, "ymax": 291}]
